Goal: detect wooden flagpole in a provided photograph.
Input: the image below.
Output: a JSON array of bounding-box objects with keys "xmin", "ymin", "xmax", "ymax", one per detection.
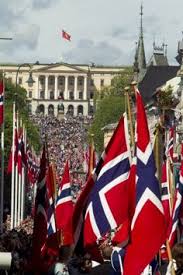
[{"xmin": 124, "ymin": 86, "xmax": 135, "ymax": 155}]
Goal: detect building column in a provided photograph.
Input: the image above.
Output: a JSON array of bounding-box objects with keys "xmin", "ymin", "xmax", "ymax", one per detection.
[
  {"xmin": 36, "ymin": 75, "xmax": 39, "ymax": 99},
  {"xmin": 45, "ymin": 75, "xmax": 48, "ymax": 100},
  {"xmin": 84, "ymin": 76, "xmax": 87, "ymax": 100},
  {"xmin": 54, "ymin": 76, "xmax": 58, "ymax": 99},
  {"xmin": 64, "ymin": 76, "xmax": 68, "ymax": 100},
  {"xmin": 74, "ymin": 76, "xmax": 78, "ymax": 100}
]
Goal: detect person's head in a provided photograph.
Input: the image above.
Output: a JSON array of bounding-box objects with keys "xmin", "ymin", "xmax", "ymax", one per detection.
[
  {"xmin": 99, "ymin": 240, "xmax": 113, "ymax": 260},
  {"xmin": 58, "ymin": 245, "xmax": 72, "ymax": 264},
  {"xmin": 172, "ymin": 243, "xmax": 183, "ymax": 273},
  {"xmin": 79, "ymin": 253, "xmax": 92, "ymax": 273}
]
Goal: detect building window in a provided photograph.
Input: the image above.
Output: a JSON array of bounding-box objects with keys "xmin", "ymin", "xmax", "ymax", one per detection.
[
  {"xmin": 49, "ymin": 77, "xmax": 54, "ymax": 85},
  {"xmin": 50, "ymin": 91, "xmax": 54, "ymax": 99},
  {"xmin": 59, "ymin": 92, "xmax": 64, "ymax": 100},
  {"xmin": 18, "ymin": 77, "xmax": 22, "ymax": 85},
  {"xmin": 69, "ymin": 91, "xmax": 74, "ymax": 100},
  {"xmin": 79, "ymin": 91, "xmax": 83, "ymax": 99},
  {"xmin": 100, "ymin": 79, "xmax": 104, "ymax": 87},
  {"xmin": 78, "ymin": 78, "xmax": 83, "ymax": 86},
  {"xmin": 90, "ymin": 79, "xmax": 94, "ymax": 86},
  {"xmin": 40, "ymin": 77, "xmax": 45, "ymax": 85},
  {"xmin": 90, "ymin": 91, "xmax": 94, "ymax": 99},
  {"xmin": 69, "ymin": 77, "xmax": 74, "ymax": 86},
  {"xmin": 28, "ymin": 91, "xmax": 32, "ymax": 98},
  {"xmin": 28, "ymin": 104, "xmax": 32, "ymax": 114},
  {"xmin": 8, "ymin": 77, "xmax": 12, "ymax": 83},
  {"xmin": 59, "ymin": 78, "xmax": 64, "ymax": 85},
  {"xmin": 40, "ymin": 91, "xmax": 45, "ymax": 99}
]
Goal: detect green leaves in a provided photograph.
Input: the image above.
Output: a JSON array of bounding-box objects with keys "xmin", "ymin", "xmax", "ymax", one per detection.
[{"xmin": 90, "ymin": 67, "xmax": 133, "ymax": 153}]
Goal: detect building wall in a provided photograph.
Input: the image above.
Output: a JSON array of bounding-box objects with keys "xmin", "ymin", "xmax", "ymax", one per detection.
[{"xmin": 0, "ymin": 63, "xmax": 126, "ymax": 116}]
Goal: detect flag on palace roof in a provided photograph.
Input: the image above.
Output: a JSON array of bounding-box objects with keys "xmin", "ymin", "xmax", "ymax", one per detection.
[{"xmin": 62, "ymin": 30, "xmax": 71, "ymax": 41}]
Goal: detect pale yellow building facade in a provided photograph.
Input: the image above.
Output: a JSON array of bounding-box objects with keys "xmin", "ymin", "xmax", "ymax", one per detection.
[{"xmin": 0, "ymin": 62, "xmax": 126, "ymax": 116}]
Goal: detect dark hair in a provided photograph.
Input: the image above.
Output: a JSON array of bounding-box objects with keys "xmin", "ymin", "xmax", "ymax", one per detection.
[{"xmin": 172, "ymin": 243, "xmax": 183, "ymax": 274}]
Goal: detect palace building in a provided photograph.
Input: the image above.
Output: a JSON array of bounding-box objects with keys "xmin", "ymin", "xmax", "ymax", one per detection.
[{"xmin": 0, "ymin": 62, "xmax": 126, "ymax": 117}]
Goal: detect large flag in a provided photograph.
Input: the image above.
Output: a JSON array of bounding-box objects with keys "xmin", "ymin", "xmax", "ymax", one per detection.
[
  {"xmin": 83, "ymin": 113, "xmax": 131, "ymax": 246},
  {"xmin": 167, "ymin": 143, "xmax": 183, "ymax": 247},
  {"xmin": 123, "ymin": 89, "xmax": 166, "ymax": 275},
  {"xmin": 32, "ymin": 146, "xmax": 48, "ymax": 271},
  {"xmin": 0, "ymin": 80, "xmax": 4, "ymax": 126},
  {"xmin": 62, "ymin": 30, "xmax": 71, "ymax": 41},
  {"xmin": 56, "ymin": 161, "xmax": 74, "ymax": 245}
]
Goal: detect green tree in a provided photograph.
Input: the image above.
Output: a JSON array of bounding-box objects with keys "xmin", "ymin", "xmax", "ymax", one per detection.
[
  {"xmin": 90, "ymin": 67, "xmax": 133, "ymax": 153},
  {"xmin": 2, "ymin": 78, "xmax": 41, "ymax": 205}
]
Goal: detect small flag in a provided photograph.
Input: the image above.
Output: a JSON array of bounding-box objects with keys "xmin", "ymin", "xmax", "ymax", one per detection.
[{"xmin": 62, "ymin": 30, "xmax": 71, "ymax": 41}]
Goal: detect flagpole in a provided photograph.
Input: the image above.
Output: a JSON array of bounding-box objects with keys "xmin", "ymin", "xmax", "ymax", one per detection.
[
  {"xmin": 124, "ymin": 86, "xmax": 135, "ymax": 155},
  {"xmin": 166, "ymin": 239, "xmax": 176, "ymax": 275},
  {"xmin": 10, "ymin": 103, "xmax": 15, "ymax": 229},
  {"xmin": 89, "ymin": 134, "xmax": 94, "ymax": 176},
  {"xmin": 21, "ymin": 125, "xmax": 26, "ymax": 222},
  {"xmin": 14, "ymin": 113, "xmax": 19, "ymax": 228},
  {"xmin": 17, "ymin": 119, "xmax": 23, "ymax": 226},
  {"xmin": 0, "ymin": 74, "xmax": 4, "ymax": 233}
]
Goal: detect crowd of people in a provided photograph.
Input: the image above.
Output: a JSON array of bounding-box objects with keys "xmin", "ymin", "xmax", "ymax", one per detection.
[
  {"xmin": 30, "ymin": 114, "xmax": 92, "ymax": 201},
  {"xmin": 1, "ymin": 113, "xmax": 183, "ymax": 274}
]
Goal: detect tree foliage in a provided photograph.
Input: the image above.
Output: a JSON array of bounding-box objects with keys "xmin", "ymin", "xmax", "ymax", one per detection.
[
  {"xmin": 4, "ymin": 79, "xmax": 41, "ymax": 167},
  {"xmin": 90, "ymin": 67, "xmax": 133, "ymax": 153},
  {"xmin": 157, "ymin": 85, "xmax": 175, "ymax": 109}
]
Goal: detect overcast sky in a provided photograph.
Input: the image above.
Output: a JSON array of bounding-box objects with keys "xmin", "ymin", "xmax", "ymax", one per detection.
[{"xmin": 0, "ymin": 0, "xmax": 182, "ymax": 66}]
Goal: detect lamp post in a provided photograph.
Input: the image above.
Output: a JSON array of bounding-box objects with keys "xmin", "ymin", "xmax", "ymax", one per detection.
[
  {"xmin": 15, "ymin": 63, "xmax": 35, "ymax": 107},
  {"xmin": 11, "ymin": 63, "xmax": 35, "ymax": 229}
]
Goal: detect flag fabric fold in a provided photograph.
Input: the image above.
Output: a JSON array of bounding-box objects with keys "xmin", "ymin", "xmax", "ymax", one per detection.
[
  {"xmin": 167, "ymin": 143, "xmax": 183, "ymax": 247},
  {"xmin": 83, "ymin": 113, "xmax": 131, "ymax": 247},
  {"xmin": 56, "ymin": 160, "xmax": 74, "ymax": 245},
  {"xmin": 32, "ymin": 146, "xmax": 48, "ymax": 271}
]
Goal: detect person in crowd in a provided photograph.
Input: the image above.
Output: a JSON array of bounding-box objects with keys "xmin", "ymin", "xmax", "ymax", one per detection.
[
  {"xmin": 48, "ymin": 245, "xmax": 73, "ymax": 275},
  {"xmin": 165, "ymin": 243, "xmax": 183, "ymax": 275},
  {"xmin": 68, "ymin": 252, "xmax": 92, "ymax": 275}
]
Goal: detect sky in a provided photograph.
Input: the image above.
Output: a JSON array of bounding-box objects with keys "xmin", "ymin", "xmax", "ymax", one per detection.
[{"xmin": 0, "ymin": 0, "xmax": 182, "ymax": 66}]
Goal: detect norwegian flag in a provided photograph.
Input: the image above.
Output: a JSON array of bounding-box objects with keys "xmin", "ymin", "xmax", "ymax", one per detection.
[
  {"xmin": 83, "ymin": 113, "xmax": 131, "ymax": 246},
  {"xmin": 26, "ymin": 144, "xmax": 40, "ymax": 184},
  {"xmin": 0, "ymin": 80, "xmax": 4, "ymax": 126},
  {"xmin": 123, "ymin": 89, "xmax": 166, "ymax": 275},
  {"xmin": 161, "ymin": 160, "xmax": 172, "ymax": 226},
  {"xmin": 32, "ymin": 146, "xmax": 48, "ymax": 271},
  {"xmin": 165, "ymin": 127, "xmax": 174, "ymax": 163},
  {"xmin": 83, "ymin": 141, "xmax": 97, "ymax": 179},
  {"xmin": 7, "ymin": 115, "xmax": 18, "ymax": 174},
  {"xmin": 62, "ymin": 30, "xmax": 71, "ymax": 41},
  {"xmin": 56, "ymin": 161, "xmax": 74, "ymax": 245},
  {"xmin": 17, "ymin": 128, "xmax": 26, "ymax": 175},
  {"xmin": 167, "ymin": 143, "xmax": 183, "ymax": 247},
  {"xmin": 46, "ymin": 165, "xmax": 56, "ymax": 237}
]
